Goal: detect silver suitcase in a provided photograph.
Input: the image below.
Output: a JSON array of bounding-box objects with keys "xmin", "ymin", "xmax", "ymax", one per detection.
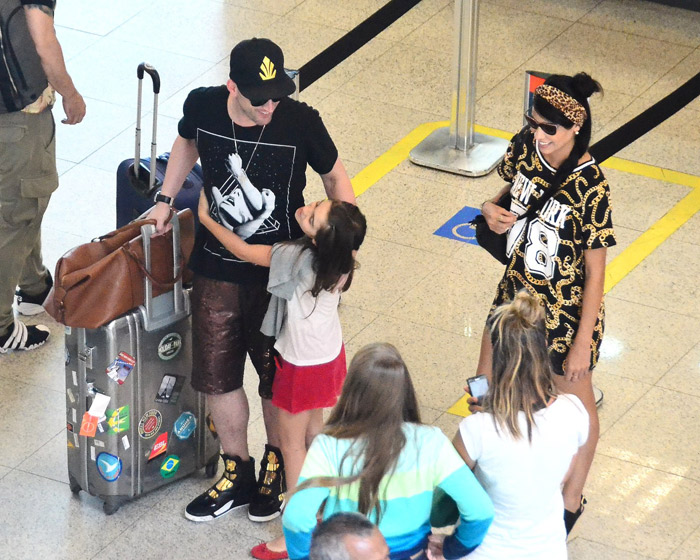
[{"xmin": 64, "ymin": 214, "xmax": 219, "ymax": 514}]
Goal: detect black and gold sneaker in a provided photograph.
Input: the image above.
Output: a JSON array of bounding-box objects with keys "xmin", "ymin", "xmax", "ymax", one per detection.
[
  {"xmin": 184, "ymin": 454, "xmax": 255, "ymax": 522},
  {"xmin": 248, "ymin": 444, "xmax": 286, "ymax": 522}
]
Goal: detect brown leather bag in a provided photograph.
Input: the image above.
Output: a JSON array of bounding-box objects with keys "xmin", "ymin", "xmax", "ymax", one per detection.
[{"xmin": 45, "ymin": 209, "xmax": 195, "ymax": 329}]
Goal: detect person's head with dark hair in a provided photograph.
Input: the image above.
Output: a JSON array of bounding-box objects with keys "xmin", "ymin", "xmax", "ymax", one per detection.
[
  {"xmin": 294, "ymin": 199, "xmax": 367, "ymax": 297},
  {"xmin": 310, "ymin": 512, "xmax": 389, "ymax": 560},
  {"xmin": 527, "ymin": 72, "xmax": 603, "ymax": 190}
]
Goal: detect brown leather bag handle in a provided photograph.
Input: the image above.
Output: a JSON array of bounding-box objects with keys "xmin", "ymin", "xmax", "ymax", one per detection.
[
  {"xmin": 123, "ymin": 244, "xmax": 184, "ymax": 288},
  {"xmin": 95, "ymin": 218, "xmax": 157, "ymax": 242}
]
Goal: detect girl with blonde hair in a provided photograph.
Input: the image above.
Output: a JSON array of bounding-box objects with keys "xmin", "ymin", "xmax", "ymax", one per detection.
[{"xmin": 431, "ymin": 292, "xmax": 588, "ymax": 560}]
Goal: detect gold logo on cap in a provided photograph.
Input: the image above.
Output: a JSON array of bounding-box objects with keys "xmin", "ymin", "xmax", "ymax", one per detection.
[{"xmin": 259, "ymin": 57, "xmax": 276, "ymax": 81}]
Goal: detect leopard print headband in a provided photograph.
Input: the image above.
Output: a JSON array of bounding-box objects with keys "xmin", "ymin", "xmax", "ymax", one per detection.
[{"xmin": 534, "ymin": 84, "xmax": 587, "ymax": 127}]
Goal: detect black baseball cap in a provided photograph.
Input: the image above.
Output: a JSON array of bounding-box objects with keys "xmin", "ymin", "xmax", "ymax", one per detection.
[{"xmin": 229, "ymin": 38, "xmax": 296, "ymax": 102}]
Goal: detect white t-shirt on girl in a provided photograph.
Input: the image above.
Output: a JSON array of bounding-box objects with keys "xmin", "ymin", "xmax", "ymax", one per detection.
[
  {"xmin": 458, "ymin": 394, "xmax": 589, "ymax": 560},
  {"xmin": 268, "ymin": 244, "xmax": 345, "ymax": 366}
]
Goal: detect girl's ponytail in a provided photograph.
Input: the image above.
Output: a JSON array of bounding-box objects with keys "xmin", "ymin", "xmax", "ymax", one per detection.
[
  {"xmin": 487, "ymin": 291, "xmax": 557, "ymax": 441},
  {"xmin": 572, "ymin": 72, "xmax": 602, "ymax": 100}
]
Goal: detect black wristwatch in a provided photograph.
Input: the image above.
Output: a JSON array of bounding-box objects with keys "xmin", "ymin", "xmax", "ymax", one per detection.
[{"xmin": 154, "ymin": 192, "xmax": 174, "ymax": 206}]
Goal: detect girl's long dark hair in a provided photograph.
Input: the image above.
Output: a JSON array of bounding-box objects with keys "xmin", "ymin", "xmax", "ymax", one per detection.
[
  {"xmin": 484, "ymin": 291, "xmax": 557, "ymax": 442},
  {"xmin": 533, "ymin": 72, "xmax": 602, "ymax": 191},
  {"xmin": 293, "ymin": 201, "xmax": 367, "ymax": 297},
  {"xmin": 292, "ymin": 343, "xmax": 422, "ymax": 522}
]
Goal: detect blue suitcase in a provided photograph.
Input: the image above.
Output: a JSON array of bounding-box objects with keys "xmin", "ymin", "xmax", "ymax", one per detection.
[{"xmin": 116, "ymin": 63, "xmax": 203, "ymax": 228}]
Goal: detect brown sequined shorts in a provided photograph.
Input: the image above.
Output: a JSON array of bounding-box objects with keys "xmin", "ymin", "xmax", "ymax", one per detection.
[{"xmin": 191, "ymin": 275, "xmax": 276, "ymax": 398}]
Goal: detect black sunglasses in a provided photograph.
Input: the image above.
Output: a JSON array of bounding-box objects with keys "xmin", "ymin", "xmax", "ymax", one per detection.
[
  {"xmin": 524, "ymin": 113, "xmax": 558, "ymax": 136},
  {"xmin": 249, "ymin": 97, "xmax": 283, "ymax": 107}
]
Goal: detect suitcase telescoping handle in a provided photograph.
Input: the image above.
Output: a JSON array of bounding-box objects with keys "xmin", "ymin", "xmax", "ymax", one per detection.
[
  {"xmin": 135, "ymin": 62, "xmax": 160, "ymax": 196},
  {"xmin": 139, "ymin": 211, "xmax": 186, "ymax": 332}
]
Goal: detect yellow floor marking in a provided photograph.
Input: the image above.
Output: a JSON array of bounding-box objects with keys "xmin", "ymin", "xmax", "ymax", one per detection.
[
  {"xmin": 447, "ymin": 394, "xmax": 472, "ymax": 417},
  {"xmin": 605, "ymin": 187, "xmax": 700, "ymax": 292},
  {"xmin": 352, "ymin": 121, "xmax": 446, "ymax": 197},
  {"xmin": 599, "ymin": 157, "xmax": 700, "ymax": 190}
]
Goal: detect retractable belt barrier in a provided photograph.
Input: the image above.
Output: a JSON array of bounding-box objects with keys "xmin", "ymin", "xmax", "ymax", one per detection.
[
  {"xmin": 297, "ymin": 0, "xmax": 423, "ymax": 92},
  {"xmin": 590, "ymin": 70, "xmax": 700, "ymax": 163},
  {"xmin": 294, "ymin": 0, "xmax": 700, "ymax": 171}
]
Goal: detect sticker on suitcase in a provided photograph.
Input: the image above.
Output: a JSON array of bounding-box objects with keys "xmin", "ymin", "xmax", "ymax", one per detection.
[
  {"xmin": 173, "ymin": 411, "xmax": 196, "ymax": 440},
  {"xmin": 206, "ymin": 413, "xmax": 218, "ymax": 438},
  {"xmin": 138, "ymin": 409, "xmax": 162, "ymax": 439},
  {"xmin": 96, "ymin": 452, "xmax": 122, "ymax": 482},
  {"xmin": 160, "ymin": 455, "xmax": 181, "ymax": 479},
  {"xmin": 157, "ymin": 333, "xmax": 182, "ymax": 361},
  {"xmin": 155, "ymin": 374, "xmax": 184, "ymax": 404},
  {"xmin": 148, "ymin": 433, "xmax": 168, "ymax": 461},
  {"xmin": 79, "ymin": 412, "xmax": 99, "ymax": 438},
  {"xmin": 89, "ymin": 393, "xmax": 111, "ymax": 418},
  {"xmin": 106, "ymin": 405, "xmax": 130, "ymax": 434},
  {"xmin": 106, "ymin": 351, "xmax": 136, "ymax": 385}
]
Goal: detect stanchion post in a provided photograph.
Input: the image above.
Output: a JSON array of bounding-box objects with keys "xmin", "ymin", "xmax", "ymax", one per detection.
[{"xmin": 409, "ymin": 0, "xmax": 508, "ymax": 177}]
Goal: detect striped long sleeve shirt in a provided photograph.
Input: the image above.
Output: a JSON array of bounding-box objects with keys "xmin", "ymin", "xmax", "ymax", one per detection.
[{"xmin": 282, "ymin": 423, "xmax": 494, "ymax": 560}]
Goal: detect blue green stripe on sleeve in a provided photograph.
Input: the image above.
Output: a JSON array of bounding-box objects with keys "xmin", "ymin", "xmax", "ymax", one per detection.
[{"xmin": 438, "ymin": 466, "xmax": 494, "ymax": 559}]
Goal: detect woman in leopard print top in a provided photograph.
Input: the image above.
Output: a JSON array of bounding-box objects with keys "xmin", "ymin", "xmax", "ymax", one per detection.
[{"xmin": 474, "ymin": 72, "xmax": 614, "ymax": 534}]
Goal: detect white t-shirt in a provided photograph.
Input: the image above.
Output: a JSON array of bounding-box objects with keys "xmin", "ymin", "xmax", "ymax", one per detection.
[
  {"xmin": 273, "ymin": 251, "xmax": 344, "ymax": 366},
  {"xmin": 458, "ymin": 395, "xmax": 589, "ymax": 560}
]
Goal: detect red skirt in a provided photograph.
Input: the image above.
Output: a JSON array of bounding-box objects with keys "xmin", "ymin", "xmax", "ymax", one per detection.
[{"xmin": 271, "ymin": 345, "xmax": 346, "ymax": 414}]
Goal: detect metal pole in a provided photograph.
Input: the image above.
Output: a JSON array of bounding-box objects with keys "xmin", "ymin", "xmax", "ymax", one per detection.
[
  {"xmin": 451, "ymin": 0, "xmax": 478, "ymax": 149},
  {"xmin": 409, "ymin": 0, "xmax": 508, "ymax": 177},
  {"xmin": 286, "ymin": 69, "xmax": 300, "ymax": 101}
]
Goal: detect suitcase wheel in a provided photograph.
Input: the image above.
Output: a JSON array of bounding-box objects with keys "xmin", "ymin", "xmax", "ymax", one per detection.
[
  {"xmin": 103, "ymin": 499, "xmax": 121, "ymax": 515},
  {"xmin": 205, "ymin": 460, "xmax": 218, "ymax": 478},
  {"xmin": 69, "ymin": 475, "xmax": 81, "ymax": 494}
]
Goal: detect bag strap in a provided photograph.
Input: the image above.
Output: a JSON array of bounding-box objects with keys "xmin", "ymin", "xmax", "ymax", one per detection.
[
  {"xmin": 95, "ymin": 218, "xmax": 157, "ymax": 243},
  {"xmin": 519, "ymin": 183, "xmax": 560, "ymax": 222},
  {"xmin": 502, "ymin": 128, "xmax": 562, "ymax": 222},
  {"xmin": 122, "ymin": 244, "xmax": 184, "ymax": 289}
]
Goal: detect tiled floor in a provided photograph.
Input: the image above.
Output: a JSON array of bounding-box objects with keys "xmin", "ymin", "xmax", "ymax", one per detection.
[{"xmin": 2, "ymin": 0, "xmax": 700, "ymax": 558}]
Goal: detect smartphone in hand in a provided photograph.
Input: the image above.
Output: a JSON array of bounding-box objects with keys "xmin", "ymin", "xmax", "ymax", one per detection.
[{"xmin": 467, "ymin": 374, "xmax": 489, "ymax": 405}]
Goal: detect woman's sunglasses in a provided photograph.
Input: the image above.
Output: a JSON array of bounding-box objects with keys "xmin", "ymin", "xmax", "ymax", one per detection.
[
  {"xmin": 249, "ymin": 97, "xmax": 283, "ymax": 107},
  {"xmin": 524, "ymin": 113, "xmax": 558, "ymax": 136}
]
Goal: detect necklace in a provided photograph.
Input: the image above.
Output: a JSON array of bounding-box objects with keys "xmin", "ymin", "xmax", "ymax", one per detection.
[{"xmin": 231, "ymin": 121, "xmax": 266, "ymax": 173}]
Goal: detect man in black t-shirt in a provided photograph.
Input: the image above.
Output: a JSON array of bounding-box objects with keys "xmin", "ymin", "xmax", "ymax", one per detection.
[{"xmin": 150, "ymin": 38, "xmax": 355, "ymax": 525}]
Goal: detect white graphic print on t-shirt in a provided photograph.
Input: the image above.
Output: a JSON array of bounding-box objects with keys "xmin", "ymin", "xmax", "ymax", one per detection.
[
  {"xmin": 197, "ymin": 129, "xmax": 296, "ymax": 262},
  {"xmin": 212, "ymin": 152, "xmax": 278, "ymax": 240},
  {"xmin": 506, "ymin": 172, "xmax": 572, "ymax": 280}
]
